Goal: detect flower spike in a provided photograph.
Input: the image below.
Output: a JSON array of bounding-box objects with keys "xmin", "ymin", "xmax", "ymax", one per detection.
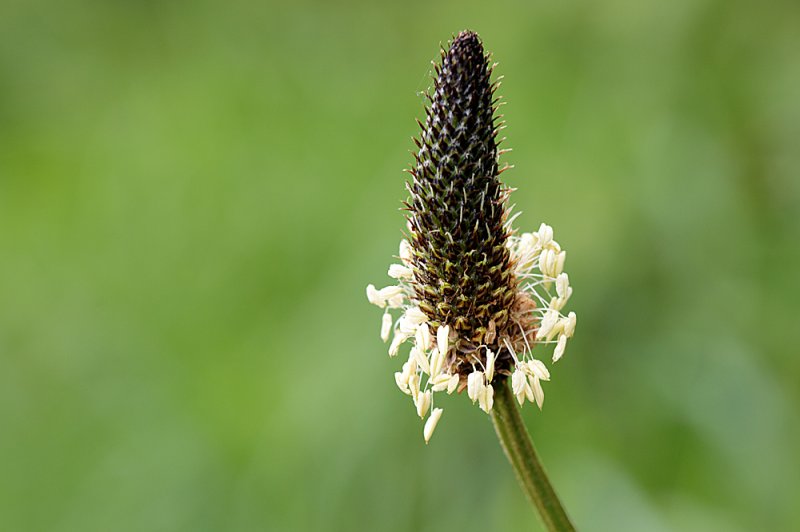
[{"xmin": 365, "ymin": 30, "xmax": 576, "ymax": 442}]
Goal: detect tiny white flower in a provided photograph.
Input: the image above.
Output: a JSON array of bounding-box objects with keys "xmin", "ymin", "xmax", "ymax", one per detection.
[
  {"xmin": 423, "ymin": 407, "xmax": 443, "ymax": 444},
  {"xmin": 538, "ymin": 309, "xmax": 559, "ymax": 341},
  {"xmin": 411, "ymin": 346, "xmax": 430, "ymax": 375},
  {"xmin": 479, "ymin": 383, "xmax": 494, "ymax": 413},
  {"xmin": 553, "ymin": 334, "xmax": 567, "ymax": 362},
  {"xmin": 437, "ymin": 324, "xmax": 450, "ymax": 356},
  {"xmin": 415, "ymin": 390, "xmax": 431, "ymax": 418},
  {"xmin": 549, "ymin": 296, "xmax": 565, "ymax": 312},
  {"xmin": 367, "ymin": 284, "xmax": 405, "ymax": 309},
  {"xmin": 397, "ymin": 307, "xmax": 428, "ymax": 336},
  {"xmin": 562, "ymin": 311, "xmax": 577, "ymax": 338},
  {"xmin": 407, "ymin": 306, "xmax": 428, "ymax": 323},
  {"xmin": 530, "ymin": 375, "xmax": 544, "ymax": 409},
  {"xmin": 541, "ymin": 248, "xmax": 565, "ymax": 278},
  {"xmin": 395, "ymin": 360, "xmax": 419, "ymax": 395},
  {"xmin": 555, "ymin": 250, "xmax": 566, "ymax": 277},
  {"xmin": 467, "ymin": 370, "xmax": 484, "ymax": 403},
  {"xmin": 446, "ymin": 373, "xmax": 459, "ymax": 394},
  {"xmin": 394, "ymin": 371, "xmax": 410, "ymax": 394},
  {"xmin": 378, "ymin": 285, "xmax": 404, "ymax": 301},
  {"xmin": 415, "ymin": 323, "xmax": 432, "ymax": 351},
  {"xmin": 429, "ymin": 347, "xmax": 444, "ymax": 378},
  {"xmin": 398, "ymin": 317, "xmax": 418, "ymax": 336},
  {"xmin": 430, "ymin": 373, "xmax": 451, "ymax": 392},
  {"xmin": 366, "ymin": 284, "xmax": 384, "ymax": 307},
  {"xmin": 386, "ymin": 293, "xmax": 405, "ymax": 309},
  {"xmin": 555, "ymin": 273, "xmax": 572, "ymax": 301},
  {"xmin": 520, "ymin": 231, "xmax": 538, "ymax": 250},
  {"xmin": 511, "ymin": 368, "xmax": 527, "ymax": 396},
  {"xmin": 408, "ymin": 373, "xmax": 420, "ymax": 400},
  {"xmin": 522, "ymin": 231, "xmax": 539, "ymax": 250},
  {"xmin": 525, "ymin": 359, "xmax": 550, "ymax": 381},
  {"xmin": 514, "ymin": 232, "xmax": 540, "ymax": 272},
  {"xmin": 537, "ymin": 223, "xmax": 553, "ymax": 248},
  {"xmin": 408, "ymin": 352, "xmax": 419, "ymax": 372},
  {"xmin": 388, "ymin": 330, "xmax": 409, "ymax": 357},
  {"xmin": 539, "ymin": 248, "xmax": 555, "ymax": 278},
  {"xmin": 485, "ymin": 349, "xmax": 496, "ymax": 382},
  {"xmin": 381, "ymin": 313, "xmax": 393, "ymax": 342},
  {"xmin": 398, "ymin": 307, "xmax": 428, "ymax": 335},
  {"xmin": 388, "ymin": 263, "xmax": 413, "ymax": 279},
  {"xmin": 511, "ymin": 369, "xmax": 533, "ymax": 406},
  {"xmin": 524, "ymin": 380, "xmax": 535, "ymax": 404}
]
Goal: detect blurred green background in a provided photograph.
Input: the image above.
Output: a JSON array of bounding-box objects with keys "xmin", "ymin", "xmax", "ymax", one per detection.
[{"xmin": 1, "ymin": 0, "xmax": 799, "ymax": 530}]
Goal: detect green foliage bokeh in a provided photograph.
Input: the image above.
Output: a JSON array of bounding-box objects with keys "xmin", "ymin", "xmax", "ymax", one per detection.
[{"xmin": 1, "ymin": 0, "xmax": 799, "ymax": 530}]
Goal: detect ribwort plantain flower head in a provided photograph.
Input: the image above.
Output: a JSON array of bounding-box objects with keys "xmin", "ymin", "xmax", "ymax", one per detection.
[{"xmin": 367, "ymin": 30, "xmax": 576, "ymax": 443}]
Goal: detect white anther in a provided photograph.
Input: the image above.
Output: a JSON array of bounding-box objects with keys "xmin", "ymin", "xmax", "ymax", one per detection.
[
  {"xmin": 437, "ymin": 325, "xmax": 450, "ymax": 356},
  {"xmin": 388, "ymin": 264, "xmax": 413, "ymax": 280},
  {"xmin": 467, "ymin": 370, "xmax": 484, "ymax": 403},
  {"xmin": 415, "ymin": 390, "xmax": 431, "ymax": 418},
  {"xmin": 553, "ymin": 334, "xmax": 567, "ymax": 362},
  {"xmin": 485, "ymin": 349, "xmax": 496, "ymax": 382},
  {"xmin": 423, "ymin": 408, "xmax": 443, "ymax": 443},
  {"xmin": 415, "ymin": 323, "xmax": 432, "ymax": 351},
  {"xmin": 562, "ymin": 311, "xmax": 577, "ymax": 338},
  {"xmin": 525, "ymin": 359, "xmax": 550, "ymax": 381},
  {"xmin": 381, "ymin": 313, "xmax": 393, "ymax": 342}
]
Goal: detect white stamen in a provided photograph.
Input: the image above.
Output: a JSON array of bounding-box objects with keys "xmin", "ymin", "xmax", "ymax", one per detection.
[
  {"xmin": 403, "ymin": 358, "xmax": 417, "ymax": 382},
  {"xmin": 430, "ymin": 373, "xmax": 451, "ymax": 392},
  {"xmin": 485, "ymin": 349, "xmax": 496, "ymax": 382},
  {"xmin": 437, "ymin": 324, "xmax": 450, "ymax": 356},
  {"xmin": 467, "ymin": 370, "xmax": 484, "ymax": 403},
  {"xmin": 555, "ymin": 250, "xmax": 566, "ymax": 276},
  {"xmin": 388, "ymin": 330, "xmax": 409, "ymax": 357},
  {"xmin": 388, "ymin": 263, "xmax": 413, "ymax": 280},
  {"xmin": 415, "ymin": 323, "xmax": 432, "ymax": 351},
  {"xmin": 553, "ymin": 334, "xmax": 567, "ymax": 362},
  {"xmin": 386, "ymin": 293, "xmax": 405, "ymax": 309},
  {"xmin": 408, "ymin": 373, "xmax": 420, "ymax": 400},
  {"xmin": 537, "ymin": 223, "xmax": 553, "ymax": 247},
  {"xmin": 526, "ymin": 359, "xmax": 550, "ymax": 381},
  {"xmin": 512, "ymin": 373, "xmax": 527, "ymax": 405},
  {"xmin": 555, "ymin": 273, "xmax": 572, "ymax": 301},
  {"xmin": 399, "ymin": 307, "xmax": 427, "ymax": 335},
  {"xmin": 539, "ymin": 248, "xmax": 558, "ymax": 278},
  {"xmin": 381, "ymin": 313, "xmax": 393, "ymax": 342},
  {"xmin": 530, "ymin": 375, "xmax": 544, "ymax": 409},
  {"xmin": 366, "ymin": 284, "xmax": 384, "ymax": 307},
  {"xmin": 411, "ymin": 346, "xmax": 430, "ymax": 375},
  {"xmin": 538, "ymin": 309, "xmax": 559, "ymax": 341},
  {"xmin": 415, "ymin": 390, "xmax": 431, "ymax": 418},
  {"xmin": 446, "ymin": 373, "xmax": 459, "ymax": 394},
  {"xmin": 562, "ymin": 311, "xmax": 577, "ymax": 338},
  {"xmin": 430, "ymin": 347, "xmax": 444, "ymax": 378},
  {"xmin": 394, "ymin": 371, "xmax": 410, "ymax": 394},
  {"xmin": 378, "ymin": 285, "xmax": 404, "ymax": 300},
  {"xmin": 479, "ymin": 383, "xmax": 494, "ymax": 413},
  {"xmin": 423, "ymin": 408, "xmax": 443, "ymax": 443}
]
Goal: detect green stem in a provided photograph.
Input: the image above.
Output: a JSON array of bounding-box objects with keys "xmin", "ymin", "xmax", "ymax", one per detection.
[{"xmin": 490, "ymin": 380, "xmax": 576, "ymax": 532}]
